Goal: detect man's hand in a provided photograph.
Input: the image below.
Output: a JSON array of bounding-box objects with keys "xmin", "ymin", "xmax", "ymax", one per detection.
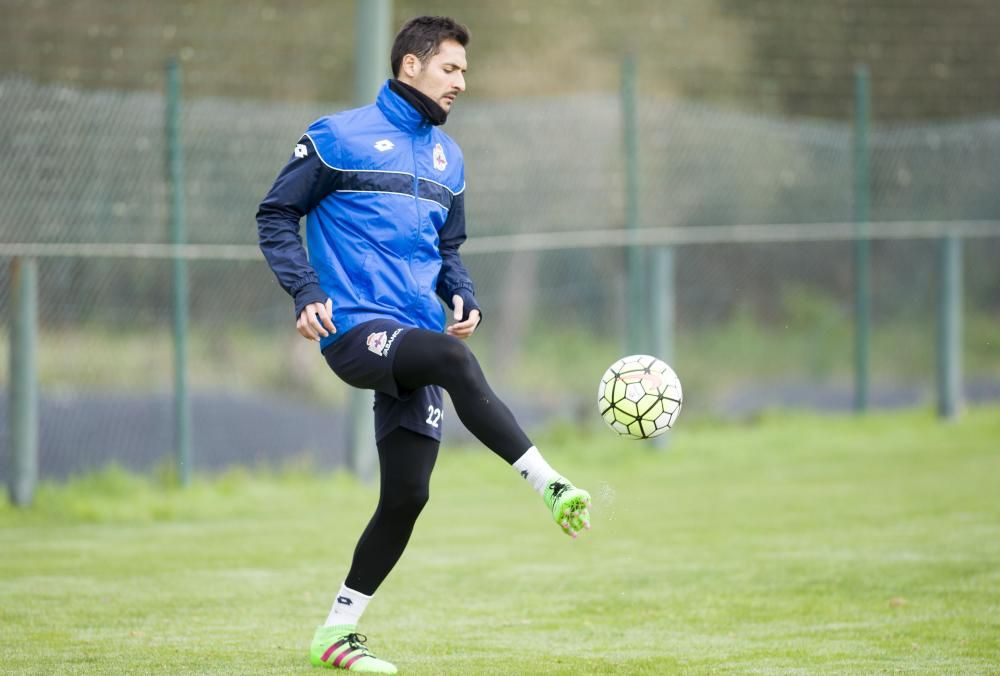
[
  {"xmin": 445, "ymin": 294, "xmax": 481, "ymax": 340},
  {"xmin": 297, "ymin": 298, "xmax": 336, "ymax": 341}
]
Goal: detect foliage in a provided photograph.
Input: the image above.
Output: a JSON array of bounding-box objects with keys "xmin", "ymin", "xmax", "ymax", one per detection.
[
  {"xmin": 6, "ymin": 0, "xmax": 1000, "ymax": 119},
  {"xmin": 2, "ymin": 302, "xmax": 997, "ymax": 417}
]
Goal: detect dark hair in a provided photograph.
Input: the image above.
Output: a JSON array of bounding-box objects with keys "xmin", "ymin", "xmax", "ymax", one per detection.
[{"xmin": 390, "ymin": 16, "xmax": 470, "ymax": 78}]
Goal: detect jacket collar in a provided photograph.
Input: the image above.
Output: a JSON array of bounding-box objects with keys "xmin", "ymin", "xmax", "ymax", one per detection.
[{"xmin": 376, "ymin": 80, "xmax": 432, "ymax": 135}]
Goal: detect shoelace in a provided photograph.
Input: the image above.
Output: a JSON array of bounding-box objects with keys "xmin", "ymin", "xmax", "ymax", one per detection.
[
  {"xmin": 345, "ymin": 633, "xmax": 372, "ymax": 655},
  {"xmin": 548, "ymin": 481, "xmax": 569, "ymax": 501}
]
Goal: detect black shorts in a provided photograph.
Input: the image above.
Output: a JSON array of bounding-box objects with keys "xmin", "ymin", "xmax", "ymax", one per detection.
[{"xmin": 322, "ymin": 318, "xmax": 444, "ymax": 443}]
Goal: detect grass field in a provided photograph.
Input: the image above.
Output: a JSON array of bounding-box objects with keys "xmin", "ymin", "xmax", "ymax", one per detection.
[{"xmin": 2, "ymin": 407, "xmax": 999, "ymax": 674}]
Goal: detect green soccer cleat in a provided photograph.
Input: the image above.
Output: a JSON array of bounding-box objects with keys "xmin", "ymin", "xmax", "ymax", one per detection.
[
  {"xmin": 543, "ymin": 477, "xmax": 592, "ymax": 538},
  {"xmin": 310, "ymin": 625, "xmax": 398, "ymax": 673}
]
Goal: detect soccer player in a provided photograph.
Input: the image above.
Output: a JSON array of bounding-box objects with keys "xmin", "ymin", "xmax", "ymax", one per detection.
[{"xmin": 257, "ymin": 16, "xmax": 591, "ymax": 673}]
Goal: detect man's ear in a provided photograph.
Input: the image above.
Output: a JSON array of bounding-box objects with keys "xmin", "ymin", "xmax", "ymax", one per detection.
[{"xmin": 401, "ymin": 53, "xmax": 421, "ymax": 78}]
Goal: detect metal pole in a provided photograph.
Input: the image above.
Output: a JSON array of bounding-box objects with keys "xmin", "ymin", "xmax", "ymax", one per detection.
[
  {"xmin": 348, "ymin": 0, "xmax": 391, "ymax": 482},
  {"xmin": 852, "ymin": 64, "xmax": 871, "ymax": 413},
  {"xmin": 650, "ymin": 246, "xmax": 675, "ymax": 449},
  {"xmin": 936, "ymin": 235, "xmax": 963, "ymax": 419},
  {"xmin": 650, "ymin": 247, "xmax": 675, "ymax": 365},
  {"xmin": 355, "ymin": 0, "xmax": 392, "ymax": 105},
  {"xmin": 9, "ymin": 257, "xmax": 38, "ymax": 507},
  {"xmin": 167, "ymin": 57, "xmax": 191, "ymax": 486},
  {"xmin": 622, "ymin": 53, "xmax": 645, "ymax": 355}
]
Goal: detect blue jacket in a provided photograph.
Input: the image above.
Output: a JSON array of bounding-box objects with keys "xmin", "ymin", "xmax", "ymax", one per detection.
[{"xmin": 257, "ymin": 80, "xmax": 478, "ymax": 349}]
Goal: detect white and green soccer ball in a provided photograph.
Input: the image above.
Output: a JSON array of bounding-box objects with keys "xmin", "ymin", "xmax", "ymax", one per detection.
[{"xmin": 597, "ymin": 354, "xmax": 683, "ymax": 439}]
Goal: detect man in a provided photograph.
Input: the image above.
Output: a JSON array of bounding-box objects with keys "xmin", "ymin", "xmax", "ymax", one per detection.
[{"xmin": 257, "ymin": 16, "xmax": 591, "ymax": 673}]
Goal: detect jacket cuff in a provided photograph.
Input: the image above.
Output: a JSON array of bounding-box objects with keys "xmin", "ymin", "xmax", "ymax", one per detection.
[
  {"xmin": 451, "ymin": 287, "xmax": 482, "ymax": 324},
  {"xmin": 293, "ymin": 282, "xmax": 328, "ymax": 318}
]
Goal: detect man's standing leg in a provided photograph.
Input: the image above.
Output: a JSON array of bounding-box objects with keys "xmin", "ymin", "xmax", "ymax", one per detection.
[{"xmin": 310, "ymin": 427, "xmax": 438, "ymax": 672}]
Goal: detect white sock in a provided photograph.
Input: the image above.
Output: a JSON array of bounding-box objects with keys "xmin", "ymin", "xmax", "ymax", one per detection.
[
  {"xmin": 513, "ymin": 446, "xmax": 560, "ymax": 497},
  {"xmin": 324, "ymin": 584, "xmax": 371, "ymax": 627}
]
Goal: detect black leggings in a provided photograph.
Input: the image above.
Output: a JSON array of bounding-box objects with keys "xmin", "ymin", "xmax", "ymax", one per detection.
[
  {"xmin": 393, "ymin": 328, "xmax": 531, "ymax": 464},
  {"xmin": 344, "ymin": 427, "xmax": 437, "ymax": 595},
  {"xmin": 344, "ymin": 329, "xmax": 532, "ymax": 595}
]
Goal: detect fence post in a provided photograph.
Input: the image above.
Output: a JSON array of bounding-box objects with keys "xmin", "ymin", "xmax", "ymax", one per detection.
[
  {"xmin": 936, "ymin": 235, "xmax": 963, "ymax": 419},
  {"xmin": 622, "ymin": 53, "xmax": 645, "ymax": 355},
  {"xmin": 650, "ymin": 245, "xmax": 675, "ymax": 449},
  {"xmin": 650, "ymin": 247, "xmax": 675, "ymax": 365},
  {"xmin": 8, "ymin": 257, "xmax": 38, "ymax": 507},
  {"xmin": 346, "ymin": 0, "xmax": 392, "ymax": 482},
  {"xmin": 354, "ymin": 0, "xmax": 392, "ymax": 106},
  {"xmin": 852, "ymin": 64, "xmax": 872, "ymax": 413},
  {"xmin": 166, "ymin": 57, "xmax": 192, "ymax": 486}
]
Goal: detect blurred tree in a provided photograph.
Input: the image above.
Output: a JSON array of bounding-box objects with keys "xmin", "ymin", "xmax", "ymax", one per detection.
[
  {"xmin": 718, "ymin": 0, "xmax": 1000, "ymax": 120},
  {"xmin": 5, "ymin": 0, "xmax": 998, "ymax": 120}
]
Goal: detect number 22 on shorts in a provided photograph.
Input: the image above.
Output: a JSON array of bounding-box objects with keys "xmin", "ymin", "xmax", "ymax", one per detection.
[{"xmin": 425, "ymin": 405, "xmax": 442, "ymax": 428}]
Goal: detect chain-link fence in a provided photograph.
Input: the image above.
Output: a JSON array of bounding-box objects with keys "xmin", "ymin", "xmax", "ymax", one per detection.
[
  {"xmin": 4, "ymin": 0, "xmax": 1000, "ymax": 483},
  {"xmin": 2, "ymin": 73, "xmax": 999, "ymax": 481}
]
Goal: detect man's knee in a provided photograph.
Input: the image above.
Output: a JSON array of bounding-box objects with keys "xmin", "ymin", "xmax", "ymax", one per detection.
[
  {"xmin": 437, "ymin": 334, "xmax": 474, "ymax": 369},
  {"xmin": 382, "ymin": 480, "xmax": 430, "ymax": 517},
  {"xmin": 440, "ymin": 336, "xmax": 485, "ymax": 387}
]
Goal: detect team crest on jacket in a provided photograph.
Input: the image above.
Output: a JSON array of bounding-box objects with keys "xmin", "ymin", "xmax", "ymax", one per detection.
[{"xmin": 433, "ymin": 143, "xmax": 447, "ymax": 171}]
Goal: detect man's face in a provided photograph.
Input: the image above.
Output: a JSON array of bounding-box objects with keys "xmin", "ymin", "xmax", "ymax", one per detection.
[{"xmin": 402, "ymin": 39, "xmax": 467, "ymax": 111}]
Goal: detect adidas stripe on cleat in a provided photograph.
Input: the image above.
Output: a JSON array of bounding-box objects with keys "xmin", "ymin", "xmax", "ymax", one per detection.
[
  {"xmin": 310, "ymin": 625, "xmax": 397, "ymax": 673},
  {"xmin": 543, "ymin": 477, "xmax": 592, "ymax": 538}
]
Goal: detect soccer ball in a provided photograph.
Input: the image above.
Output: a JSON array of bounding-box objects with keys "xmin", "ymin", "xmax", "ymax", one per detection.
[{"xmin": 597, "ymin": 355, "xmax": 683, "ymax": 439}]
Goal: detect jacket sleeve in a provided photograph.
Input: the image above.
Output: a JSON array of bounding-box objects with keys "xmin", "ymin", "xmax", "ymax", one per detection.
[
  {"xmin": 435, "ymin": 191, "xmax": 481, "ymax": 321},
  {"xmin": 256, "ymin": 133, "xmax": 340, "ymax": 318}
]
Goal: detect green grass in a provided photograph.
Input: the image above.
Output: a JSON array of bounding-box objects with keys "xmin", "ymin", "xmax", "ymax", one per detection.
[{"xmin": 2, "ymin": 407, "xmax": 999, "ymax": 674}]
